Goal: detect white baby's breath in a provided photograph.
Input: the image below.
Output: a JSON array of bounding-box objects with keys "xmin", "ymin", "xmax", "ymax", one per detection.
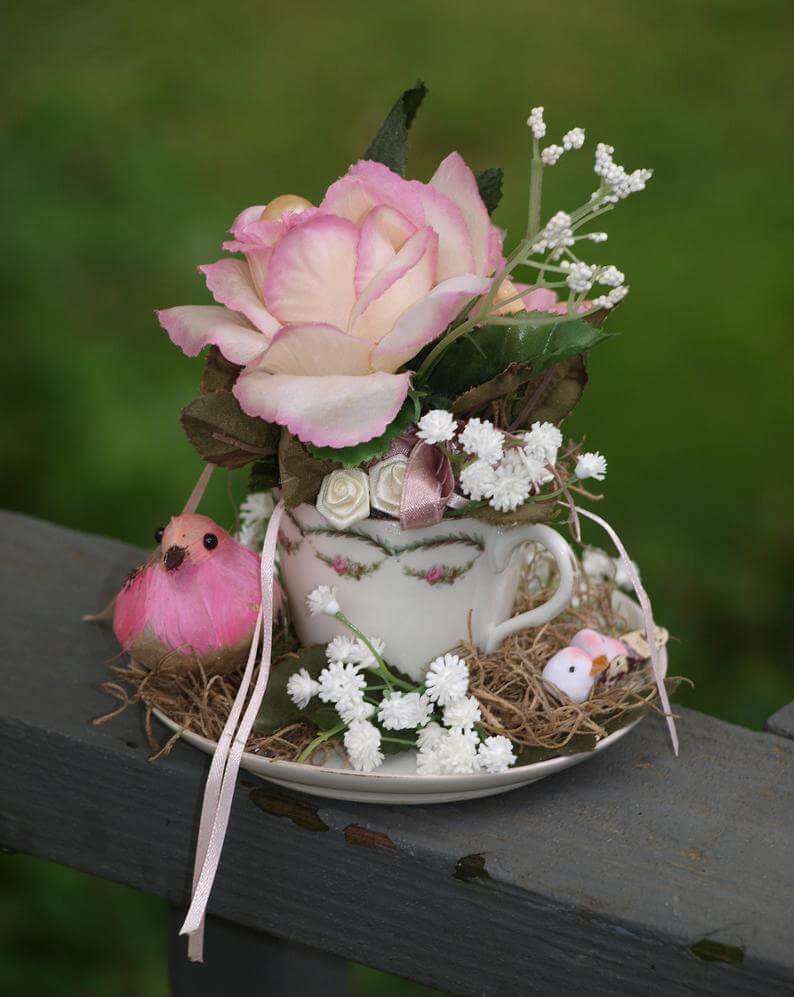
[
  {"xmin": 416, "ymin": 721, "xmax": 445, "ymax": 750},
  {"xmin": 286, "ymin": 669, "xmax": 320, "ymax": 710},
  {"xmin": 350, "ymin": 636, "xmax": 386, "ymax": 670},
  {"xmin": 563, "ymin": 260, "xmax": 595, "ymax": 294},
  {"xmin": 435, "ymin": 728, "xmax": 481, "ymax": 774},
  {"xmin": 477, "ymin": 735, "xmax": 517, "ymax": 773},
  {"xmin": 562, "ymin": 127, "xmax": 585, "ymax": 150},
  {"xmin": 417, "ymin": 409, "xmax": 456, "ymax": 444},
  {"xmin": 378, "ymin": 691, "xmax": 431, "ymax": 731},
  {"xmin": 575, "ymin": 451, "xmax": 608, "ymax": 481},
  {"xmin": 594, "ymin": 142, "xmax": 652, "ymax": 202},
  {"xmin": 598, "ymin": 265, "xmax": 625, "ymax": 287},
  {"xmin": 592, "ymin": 285, "xmax": 629, "ymax": 310},
  {"xmin": 459, "ymin": 418, "xmax": 504, "ymax": 464},
  {"xmin": 336, "ymin": 693, "xmax": 375, "ymax": 724},
  {"xmin": 532, "ymin": 210, "xmax": 574, "ymax": 257},
  {"xmin": 237, "ymin": 491, "xmax": 274, "ymax": 549},
  {"xmin": 344, "ymin": 720, "xmax": 384, "ymax": 773},
  {"xmin": 541, "ymin": 144, "xmax": 564, "ymax": 166},
  {"xmin": 424, "ymin": 653, "xmax": 469, "ymax": 706},
  {"xmin": 325, "ymin": 634, "xmax": 359, "ymax": 664},
  {"xmin": 306, "ymin": 585, "xmax": 340, "ymax": 617},
  {"xmin": 459, "ymin": 459, "xmax": 497, "ymax": 501},
  {"xmin": 442, "ymin": 695, "xmax": 482, "ymax": 731},
  {"xmin": 527, "ymin": 106, "xmax": 546, "ymax": 139},
  {"xmin": 523, "ymin": 421, "xmax": 562, "ymax": 464},
  {"xmin": 317, "ymin": 661, "xmax": 366, "ymax": 705},
  {"xmin": 489, "ymin": 464, "xmax": 532, "ymax": 513}
]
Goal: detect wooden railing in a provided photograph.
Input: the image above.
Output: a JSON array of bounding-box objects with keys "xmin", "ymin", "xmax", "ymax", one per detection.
[{"xmin": 1, "ymin": 510, "xmax": 793, "ymax": 996}]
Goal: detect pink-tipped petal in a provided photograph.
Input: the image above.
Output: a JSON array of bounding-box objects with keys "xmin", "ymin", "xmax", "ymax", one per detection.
[
  {"xmin": 430, "ymin": 152, "xmax": 492, "ymax": 276},
  {"xmin": 416, "ymin": 184, "xmax": 475, "ymax": 281},
  {"xmin": 230, "ymin": 204, "xmax": 267, "ymax": 240},
  {"xmin": 354, "ymin": 205, "xmax": 417, "ymax": 294},
  {"xmin": 264, "ymin": 214, "xmax": 358, "ymax": 329},
  {"xmin": 370, "ymin": 275, "xmax": 491, "ymax": 372},
  {"xmin": 252, "ymin": 323, "xmax": 372, "ymax": 376},
  {"xmin": 350, "ymin": 227, "xmax": 438, "ymax": 344},
  {"xmin": 233, "ymin": 370, "xmax": 411, "ymax": 447},
  {"xmin": 157, "ymin": 305, "xmax": 266, "ymax": 365},
  {"xmin": 322, "ymin": 160, "xmax": 424, "ymax": 228},
  {"xmin": 200, "ymin": 259, "xmax": 279, "ymax": 338}
]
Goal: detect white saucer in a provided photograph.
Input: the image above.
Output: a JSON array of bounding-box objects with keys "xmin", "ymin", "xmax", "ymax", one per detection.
[{"xmin": 153, "ymin": 595, "xmax": 665, "ymax": 805}]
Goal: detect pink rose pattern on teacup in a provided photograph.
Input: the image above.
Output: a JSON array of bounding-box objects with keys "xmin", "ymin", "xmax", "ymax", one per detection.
[{"xmin": 157, "ymin": 157, "xmax": 580, "ymax": 450}]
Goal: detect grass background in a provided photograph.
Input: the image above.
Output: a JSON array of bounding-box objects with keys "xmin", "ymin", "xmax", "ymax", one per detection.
[{"xmin": 2, "ymin": 0, "xmax": 793, "ymax": 993}]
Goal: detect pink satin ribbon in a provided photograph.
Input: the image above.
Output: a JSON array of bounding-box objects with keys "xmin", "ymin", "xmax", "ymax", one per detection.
[
  {"xmin": 575, "ymin": 505, "xmax": 679, "ymax": 755},
  {"xmin": 180, "ymin": 499, "xmax": 285, "ymax": 961},
  {"xmin": 385, "ymin": 432, "xmax": 459, "ymax": 530}
]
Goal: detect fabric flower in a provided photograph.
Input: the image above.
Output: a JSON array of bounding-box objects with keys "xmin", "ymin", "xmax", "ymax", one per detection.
[
  {"xmin": 336, "ymin": 693, "xmax": 375, "ymax": 724},
  {"xmin": 442, "ymin": 695, "xmax": 482, "ymax": 731},
  {"xmin": 489, "ymin": 464, "xmax": 532, "ymax": 513},
  {"xmin": 459, "ymin": 459, "xmax": 496, "ymax": 500},
  {"xmin": 344, "ymin": 720, "xmax": 384, "ymax": 772},
  {"xmin": 325, "ymin": 634, "xmax": 359, "ymax": 664},
  {"xmin": 424, "ymin": 653, "xmax": 469, "ymax": 706},
  {"xmin": 158, "ymin": 154, "xmax": 504, "ymax": 448},
  {"xmin": 378, "ymin": 691, "xmax": 431, "ymax": 731},
  {"xmin": 575, "ymin": 451, "xmax": 608, "ymax": 481},
  {"xmin": 416, "ymin": 409, "xmax": 456, "ymax": 444},
  {"xmin": 317, "ymin": 661, "xmax": 366, "ymax": 704},
  {"xmin": 435, "ymin": 728, "xmax": 480, "ymax": 774},
  {"xmin": 316, "ymin": 469, "xmax": 370, "ymax": 528},
  {"xmin": 459, "ymin": 418, "xmax": 504, "ymax": 464},
  {"xmin": 286, "ymin": 668, "xmax": 320, "ymax": 710},
  {"xmin": 306, "ymin": 585, "xmax": 340, "ymax": 616},
  {"xmin": 477, "ymin": 735, "xmax": 517, "ymax": 773},
  {"xmin": 350, "ymin": 636, "xmax": 386, "ymax": 670},
  {"xmin": 368, "ymin": 455, "xmax": 407, "ymax": 517},
  {"xmin": 523, "ymin": 421, "xmax": 562, "ymax": 464},
  {"xmin": 416, "ymin": 721, "xmax": 445, "ymax": 750}
]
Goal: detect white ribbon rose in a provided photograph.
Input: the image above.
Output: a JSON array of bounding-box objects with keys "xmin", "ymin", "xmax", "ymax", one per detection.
[
  {"xmin": 316, "ymin": 469, "xmax": 370, "ymax": 529},
  {"xmin": 368, "ymin": 455, "xmax": 408, "ymax": 518}
]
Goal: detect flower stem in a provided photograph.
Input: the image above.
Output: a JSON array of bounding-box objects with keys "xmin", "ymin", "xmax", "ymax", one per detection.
[
  {"xmin": 527, "ymin": 138, "xmax": 543, "ymax": 239},
  {"xmin": 335, "ymin": 612, "xmax": 414, "ymax": 691},
  {"xmin": 297, "ymin": 722, "xmax": 346, "ymax": 764},
  {"xmin": 382, "ymin": 735, "xmax": 417, "ymax": 746}
]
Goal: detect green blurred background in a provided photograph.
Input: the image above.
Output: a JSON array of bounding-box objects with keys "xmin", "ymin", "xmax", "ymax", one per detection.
[{"xmin": 2, "ymin": 0, "xmax": 793, "ymax": 993}]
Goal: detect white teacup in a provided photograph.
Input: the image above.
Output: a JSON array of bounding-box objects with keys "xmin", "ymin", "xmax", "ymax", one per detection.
[{"xmin": 278, "ymin": 504, "xmax": 576, "ymax": 682}]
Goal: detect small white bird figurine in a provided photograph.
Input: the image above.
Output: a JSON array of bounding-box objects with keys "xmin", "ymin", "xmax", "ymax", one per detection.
[{"xmin": 542, "ymin": 628, "xmax": 629, "ymax": 703}]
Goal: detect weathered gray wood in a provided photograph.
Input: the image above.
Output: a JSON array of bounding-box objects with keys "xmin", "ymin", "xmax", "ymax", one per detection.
[
  {"xmin": 765, "ymin": 702, "xmax": 794, "ymax": 740},
  {"xmin": 1, "ymin": 510, "xmax": 794, "ymax": 995},
  {"xmin": 167, "ymin": 907, "xmax": 350, "ymax": 996}
]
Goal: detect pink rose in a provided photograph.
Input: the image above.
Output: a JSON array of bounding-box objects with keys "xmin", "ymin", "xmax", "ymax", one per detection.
[
  {"xmin": 332, "ymin": 555, "xmax": 350, "ymax": 575},
  {"xmin": 425, "ymin": 565, "xmax": 445, "ymax": 585},
  {"xmin": 158, "ymin": 155, "xmax": 505, "ymax": 448}
]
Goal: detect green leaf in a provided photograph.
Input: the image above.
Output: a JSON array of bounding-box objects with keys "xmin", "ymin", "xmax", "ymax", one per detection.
[
  {"xmin": 474, "ymin": 167, "xmax": 503, "ymax": 215},
  {"xmin": 278, "ymin": 431, "xmax": 340, "ymax": 508},
  {"xmin": 306, "ymin": 396, "xmax": 416, "ymax": 469},
  {"xmin": 200, "ymin": 347, "xmax": 241, "ymax": 394},
  {"xmin": 427, "ymin": 316, "xmax": 614, "ymax": 398},
  {"xmin": 507, "ymin": 354, "xmax": 589, "ymax": 430},
  {"xmin": 452, "ymin": 362, "xmax": 535, "ymax": 417},
  {"xmin": 180, "ymin": 392, "xmax": 280, "ymax": 469},
  {"xmin": 363, "ymin": 81, "xmax": 428, "ymax": 176},
  {"xmin": 466, "ymin": 498, "xmax": 559, "ymax": 527},
  {"xmin": 254, "ymin": 645, "xmax": 328, "ymax": 734},
  {"xmin": 248, "ymin": 458, "xmax": 280, "ymax": 492}
]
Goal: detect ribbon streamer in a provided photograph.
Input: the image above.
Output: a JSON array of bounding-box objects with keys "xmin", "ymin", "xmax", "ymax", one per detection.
[
  {"xmin": 399, "ymin": 441, "xmax": 455, "ymax": 530},
  {"xmin": 575, "ymin": 504, "xmax": 679, "ymax": 755},
  {"xmin": 180, "ymin": 500, "xmax": 285, "ymax": 961}
]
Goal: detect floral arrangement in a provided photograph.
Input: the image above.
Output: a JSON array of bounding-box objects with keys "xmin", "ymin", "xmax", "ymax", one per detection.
[{"xmin": 164, "ymin": 83, "xmax": 650, "ymax": 532}]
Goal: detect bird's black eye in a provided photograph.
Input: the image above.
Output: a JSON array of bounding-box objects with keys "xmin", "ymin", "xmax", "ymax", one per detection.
[
  {"xmin": 569, "ymin": 665, "xmax": 575, "ymax": 673},
  {"xmin": 203, "ymin": 533, "xmax": 218, "ymax": 550},
  {"xmin": 154, "ymin": 526, "xmax": 164, "ymax": 543}
]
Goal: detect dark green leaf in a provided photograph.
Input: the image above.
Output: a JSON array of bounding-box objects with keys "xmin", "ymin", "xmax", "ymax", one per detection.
[
  {"xmin": 508, "ymin": 354, "xmax": 589, "ymax": 430},
  {"xmin": 278, "ymin": 431, "xmax": 340, "ymax": 508},
  {"xmin": 452, "ymin": 362, "xmax": 535, "ymax": 417},
  {"xmin": 427, "ymin": 316, "xmax": 614, "ymax": 398},
  {"xmin": 306, "ymin": 396, "xmax": 417, "ymax": 469},
  {"xmin": 254, "ymin": 645, "xmax": 328, "ymax": 734},
  {"xmin": 474, "ymin": 167, "xmax": 503, "ymax": 215},
  {"xmin": 363, "ymin": 81, "xmax": 428, "ymax": 176},
  {"xmin": 248, "ymin": 458, "xmax": 280, "ymax": 492},
  {"xmin": 200, "ymin": 347, "xmax": 241, "ymax": 394},
  {"xmin": 467, "ymin": 498, "xmax": 559, "ymax": 527},
  {"xmin": 180, "ymin": 392, "xmax": 280, "ymax": 469}
]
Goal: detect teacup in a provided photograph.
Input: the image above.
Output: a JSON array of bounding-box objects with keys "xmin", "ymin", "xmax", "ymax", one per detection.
[{"xmin": 277, "ymin": 504, "xmax": 576, "ymax": 682}]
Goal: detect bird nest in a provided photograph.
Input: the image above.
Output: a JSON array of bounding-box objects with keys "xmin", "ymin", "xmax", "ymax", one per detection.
[{"xmin": 95, "ymin": 564, "xmax": 682, "ymax": 765}]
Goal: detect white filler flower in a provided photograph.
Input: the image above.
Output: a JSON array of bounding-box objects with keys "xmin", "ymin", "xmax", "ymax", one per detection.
[
  {"xmin": 460, "ymin": 459, "xmax": 497, "ymax": 501},
  {"xmin": 344, "ymin": 720, "xmax": 384, "ymax": 772},
  {"xmin": 523, "ymin": 421, "xmax": 562, "ymax": 464},
  {"xmin": 317, "ymin": 662, "xmax": 366, "ymax": 704},
  {"xmin": 527, "ymin": 105, "xmax": 546, "ymax": 139},
  {"xmin": 477, "ymin": 735, "xmax": 517, "ymax": 774},
  {"xmin": 378, "ymin": 691, "xmax": 431, "ymax": 730},
  {"xmin": 286, "ymin": 668, "xmax": 320, "ymax": 710},
  {"xmin": 424, "ymin": 653, "xmax": 469, "ymax": 706},
  {"xmin": 459, "ymin": 418, "xmax": 504, "ymax": 464},
  {"xmin": 350, "ymin": 636, "xmax": 386, "ymax": 670},
  {"xmin": 435, "ymin": 728, "xmax": 481, "ymax": 774},
  {"xmin": 416, "ymin": 409, "xmax": 457, "ymax": 444},
  {"xmin": 575, "ymin": 452, "xmax": 608, "ymax": 481},
  {"xmin": 316, "ymin": 468, "xmax": 370, "ymax": 529},
  {"xmin": 306, "ymin": 585, "xmax": 340, "ymax": 617},
  {"xmin": 489, "ymin": 465, "xmax": 532, "ymax": 513},
  {"xmin": 336, "ymin": 693, "xmax": 375, "ymax": 724},
  {"xmin": 325, "ymin": 634, "xmax": 359, "ymax": 664},
  {"xmin": 442, "ymin": 695, "xmax": 482, "ymax": 731}
]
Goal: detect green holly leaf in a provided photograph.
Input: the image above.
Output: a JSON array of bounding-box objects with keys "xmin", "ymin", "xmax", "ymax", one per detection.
[
  {"xmin": 452, "ymin": 362, "xmax": 535, "ymax": 417},
  {"xmin": 474, "ymin": 167, "xmax": 503, "ymax": 215},
  {"xmin": 507, "ymin": 354, "xmax": 589, "ymax": 430},
  {"xmin": 254, "ymin": 645, "xmax": 328, "ymax": 734},
  {"xmin": 427, "ymin": 316, "xmax": 614, "ymax": 398},
  {"xmin": 306, "ymin": 396, "xmax": 417, "ymax": 469},
  {"xmin": 248, "ymin": 458, "xmax": 280, "ymax": 493},
  {"xmin": 200, "ymin": 347, "xmax": 241, "ymax": 394},
  {"xmin": 180, "ymin": 392, "xmax": 279, "ymax": 469},
  {"xmin": 363, "ymin": 81, "xmax": 428, "ymax": 176},
  {"xmin": 278, "ymin": 431, "xmax": 340, "ymax": 509}
]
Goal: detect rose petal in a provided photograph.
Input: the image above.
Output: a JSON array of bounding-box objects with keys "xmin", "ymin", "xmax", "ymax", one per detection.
[
  {"xmin": 370, "ymin": 275, "xmax": 491, "ymax": 372},
  {"xmin": 157, "ymin": 305, "xmax": 266, "ymax": 365},
  {"xmin": 322, "ymin": 160, "xmax": 424, "ymax": 228},
  {"xmin": 200, "ymin": 259, "xmax": 279, "ymax": 338},
  {"xmin": 233, "ymin": 370, "xmax": 411, "ymax": 447},
  {"xmin": 264, "ymin": 214, "xmax": 358, "ymax": 328},
  {"xmin": 252, "ymin": 323, "xmax": 372, "ymax": 376},
  {"xmin": 416, "ymin": 183, "xmax": 475, "ymax": 281},
  {"xmin": 430, "ymin": 152, "xmax": 493, "ymax": 276},
  {"xmin": 350, "ymin": 227, "xmax": 437, "ymax": 344},
  {"xmin": 354, "ymin": 205, "xmax": 417, "ymax": 295}
]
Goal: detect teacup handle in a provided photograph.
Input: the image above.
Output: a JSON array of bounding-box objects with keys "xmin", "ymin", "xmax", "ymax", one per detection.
[{"xmin": 484, "ymin": 523, "xmax": 576, "ymax": 652}]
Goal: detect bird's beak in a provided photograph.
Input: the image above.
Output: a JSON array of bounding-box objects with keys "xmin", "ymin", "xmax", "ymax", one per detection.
[
  {"xmin": 590, "ymin": 654, "xmax": 609, "ymax": 676},
  {"xmin": 163, "ymin": 545, "xmax": 186, "ymax": 572}
]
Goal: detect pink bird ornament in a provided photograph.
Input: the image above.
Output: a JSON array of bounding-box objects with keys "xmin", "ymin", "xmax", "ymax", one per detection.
[
  {"xmin": 542, "ymin": 628, "xmax": 629, "ymax": 703},
  {"xmin": 113, "ymin": 513, "xmax": 279, "ymax": 674}
]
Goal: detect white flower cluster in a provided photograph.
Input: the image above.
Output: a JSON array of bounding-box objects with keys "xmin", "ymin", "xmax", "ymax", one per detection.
[
  {"xmin": 417, "ymin": 409, "xmax": 457, "ymax": 444},
  {"xmin": 541, "ymin": 125, "xmax": 585, "ymax": 168},
  {"xmin": 458, "ymin": 418, "xmax": 562, "ymax": 514},
  {"xmin": 527, "ymin": 106, "xmax": 546, "ymax": 139},
  {"xmin": 594, "ymin": 142, "xmax": 653, "ymax": 203},
  {"xmin": 236, "ymin": 491, "xmax": 274, "ymax": 550},
  {"xmin": 559, "ymin": 261, "xmax": 628, "ymax": 307},
  {"xmin": 575, "ymin": 451, "xmax": 608, "ymax": 481},
  {"xmin": 532, "ymin": 210, "xmax": 574, "ymax": 257}
]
